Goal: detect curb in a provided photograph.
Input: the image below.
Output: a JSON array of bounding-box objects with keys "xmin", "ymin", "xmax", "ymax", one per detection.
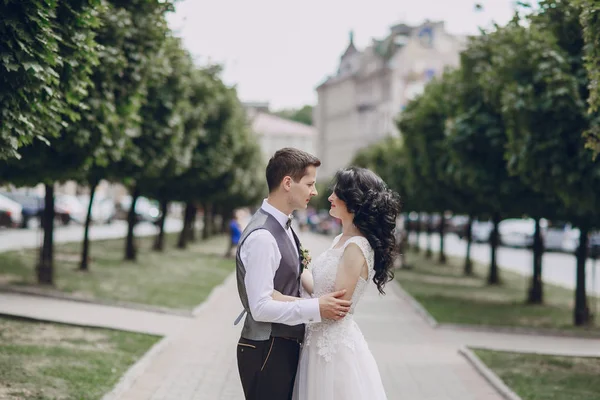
[
  {"xmin": 390, "ymin": 280, "xmax": 438, "ymax": 328},
  {"xmin": 0, "ymin": 284, "xmax": 194, "ymax": 318},
  {"xmin": 101, "ymin": 334, "xmax": 174, "ymax": 400},
  {"xmin": 439, "ymin": 322, "xmax": 600, "ymax": 340},
  {"xmin": 459, "ymin": 347, "xmax": 523, "ymax": 400}
]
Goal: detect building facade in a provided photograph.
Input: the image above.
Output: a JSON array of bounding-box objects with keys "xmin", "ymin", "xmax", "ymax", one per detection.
[
  {"xmin": 315, "ymin": 21, "xmax": 466, "ymax": 178},
  {"xmin": 244, "ymin": 103, "xmax": 317, "ymax": 164}
]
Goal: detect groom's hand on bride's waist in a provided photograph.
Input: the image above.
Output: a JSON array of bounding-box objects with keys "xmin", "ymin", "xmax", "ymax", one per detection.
[{"xmin": 318, "ymin": 290, "xmax": 351, "ymax": 321}]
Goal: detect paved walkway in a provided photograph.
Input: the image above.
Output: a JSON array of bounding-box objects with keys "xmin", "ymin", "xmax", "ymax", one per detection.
[
  {"xmin": 106, "ymin": 233, "xmax": 507, "ymax": 400},
  {"xmin": 0, "ymin": 292, "xmax": 191, "ymax": 336}
]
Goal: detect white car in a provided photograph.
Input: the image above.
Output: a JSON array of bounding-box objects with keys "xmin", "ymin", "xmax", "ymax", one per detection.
[
  {"xmin": 498, "ymin": 218, "xmax": 547, "ymax": 248},
  {"xmin": 0, "ymin": 193, "xmax": 23, "ymax": 228},
  {"xmin": 472, "ymin": 220, "xmax": 493, "ymax": 243},
  {"xmin": 77, "ymin": 195, "xmax": 116, "ymax": 225}
]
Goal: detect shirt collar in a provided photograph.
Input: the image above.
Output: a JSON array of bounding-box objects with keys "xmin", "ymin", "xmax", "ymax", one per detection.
[{"xmin": 261, "ymin": 199, "xmax": 292, "ymax": 230}]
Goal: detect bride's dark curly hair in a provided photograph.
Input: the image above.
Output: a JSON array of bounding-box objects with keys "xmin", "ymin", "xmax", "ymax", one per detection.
[{"xmin": 332, "ymin": 167, "xmax": 402, "ymax": 294}]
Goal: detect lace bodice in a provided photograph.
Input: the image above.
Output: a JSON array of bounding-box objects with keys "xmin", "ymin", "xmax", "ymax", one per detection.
[
  {"xmin": 304, "ymin": 234, "xmax": 375, "ymax": 361},
  {"xmin": 310, "ymin": 235, "xmax": 374, "ymax": 311}
]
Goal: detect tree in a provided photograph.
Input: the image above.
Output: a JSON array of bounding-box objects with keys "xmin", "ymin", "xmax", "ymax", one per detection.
[
  {"xmin": 475, "ymin": 18, "xmax": 573, "ymax": 302},
  {"xmin": 168, "ymin": 76, "xmax": 252, "ymax": 248},
  {"xmin": 444, "ymin": 28, "xmax": 550, "ymax": 287},
  {"xmin": 352, "ymin": 137, "xmax": 411, "ymax": 266},
  {"xmin": 0, "ymin": 0, "xmax": 101, "ymax": 284},
  {"xmin": 78, "ymin": 0, "xmax": 158, "ymax": 269},
  {"xmin": 495, "ymin": 1, "xmax": 600, "ymax": 324},
  {"xmin": 146, "ymin": 65, "xmax": 218, "ymax": 251},
  {"xmin": 398, "ymin": 72, "xmax": 471, "ymax": 266},
  {"xmin": 115, "ymin": 31, "xmax": 193, "ymax": 261},
  {"xmin": 0, "ymin": 1, "xmax": 76, "ymax": 159},
  {"xmin": 274, "ymin": 105, "xmax": 313, "ymax": 126},
  {"xmin": 576, "ymin": 0, "xmax": 600, "ymax": 158}
]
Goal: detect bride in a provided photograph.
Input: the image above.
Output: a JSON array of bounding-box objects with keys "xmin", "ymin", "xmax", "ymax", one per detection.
[{"xmin": 274, "ymin": 166, "xmax": 401, "ymax": 400}]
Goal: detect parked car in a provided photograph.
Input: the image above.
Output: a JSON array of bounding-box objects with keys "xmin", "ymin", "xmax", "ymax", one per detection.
[
  {"xmin": 472, "ymin": 220, "xmax": 494, "ymax": 243},
  {"xmin": 55, "ymin": 194, "xmax": 86, "ymax": 224},
  {"xmin": 543, "ymin": 221, "xmax": 576, "ymax": 252},
  {"xmin": 0, "ymin": 193, "xmax": 23, "ymax": 228},
  {"xmin": 498, "ymin": 218, "xmax": 538, "ymax": 248},
  {"xmin": 77, "ymin": 195, "xmax": 116, "ymax": 225},
  {"xmin": 116, "ymin": 196, "xmax": 161, "ymax": 224},
  {"xmin": 0, "ymin": 191, "xmax": 42, "ymax": 228},
  {"xmin": 450, "ymin": 215, "xmax": 471, "ymax": 238},
  {"xmin": 0, "ymin": 191, "xmax": 73, "ymax": 227},
  {"xmin": 589, "ymin": 233, "xmax": 600, "ymax": 259},
  {"xmin": 562, "ymin": 229, "xmax": 600, "ymax": 257}
]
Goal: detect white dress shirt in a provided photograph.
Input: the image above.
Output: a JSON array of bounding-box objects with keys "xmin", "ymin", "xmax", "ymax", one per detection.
[{"xmin": 240, "ymin": 199, "xmax": 321, "ymax": 326}]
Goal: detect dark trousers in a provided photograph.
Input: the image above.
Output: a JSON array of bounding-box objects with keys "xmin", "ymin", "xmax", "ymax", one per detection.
[{"xmin": 237, "ymin": 336, "xmax": 301, "ymax": 400}]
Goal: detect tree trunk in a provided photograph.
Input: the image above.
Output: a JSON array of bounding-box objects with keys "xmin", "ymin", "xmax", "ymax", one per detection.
[
  {"xmin": 211, "ymin": 206, "xmax": 219, "ymax": 235},
  {"xmin": 80, "ymin": 179, "xmax": 99, "ymax": 271},
  {"xmin": 177, "ymin": 202, "xmax": 195, "ymax": 249},
  {"xmin": 414, "ymin": 213, "xmax": 421, "ymax": 253},
  {"xmin": 404, "ymin": 215, "xmax": 411, "ymax": 247},
  {"xmin": 221, "ymin": 208, "xmax": 233, "ymax": 233},
  {"xmin": 37, "ymin": 183, "xmax": 55, "ymax": 285},
  {"xmin": 124, "ymin": 186, "xmax": 140, "ymax": 261},
  {"xmin": 438, "ymin": 214, "xmax": 447, "ymax": 264},
  {"xmin": 425, "ymin": 215, "xmax": 433, "ymax": 259},
  {"xmin": 189, "ymin": 207, "xmax": 197, "ymax": 242},
  {"xmin": 488, "ymin": 212, "xmax": 501, "ymax": 285},
  {"xmin": 464, "ymin": 215, "xmax": 474, "ymax": 276},
  {"xmin": 398, "ymin": 225, "xmax": 409, "ymax": 269},
  {"xmin": 527, "ymin": 217, "xmax": 544, "ymax": 304},
  {"xmin": 153, "ymin": 199, "xmax": 169, "ymax": 251},
  {"xmin": 574, "ymin": 225, "xmax": 590, "ymax": 326},
  {"xmin": 203, "ymin": 203, "xmax": 213, "ymax": 240}
]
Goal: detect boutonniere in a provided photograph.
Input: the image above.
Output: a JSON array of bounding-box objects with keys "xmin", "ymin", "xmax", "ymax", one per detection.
[{"xmin": 300, "ymin": 246, "xmax": 311, "ymax": 269}]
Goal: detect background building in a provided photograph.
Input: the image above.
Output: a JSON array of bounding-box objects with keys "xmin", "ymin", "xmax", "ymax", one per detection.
[
  {"xmin": 315, "ymin": 21, "xmax": 466, "ymax": 178},
  {"xmin": 244, "ymin": 102, "xmax": 317, "ymax": 163}
]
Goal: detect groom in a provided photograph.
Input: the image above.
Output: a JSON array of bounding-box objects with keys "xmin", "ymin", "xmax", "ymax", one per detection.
[{"xmin": 235, "ymin": 148, "xmax": 351, "ymax": 400}]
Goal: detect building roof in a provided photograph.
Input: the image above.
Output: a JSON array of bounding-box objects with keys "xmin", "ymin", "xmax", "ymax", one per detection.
[
  {"xmin": 340, "ymin": 30, "xmax": 358, "ymax": 59},
  {"xmin": 251, "ymin": 112, "xmax": 317, "ymax": 137},
  {"xmin": 317, "ymin": 20, "xmax": 447, "ymax": 89}
]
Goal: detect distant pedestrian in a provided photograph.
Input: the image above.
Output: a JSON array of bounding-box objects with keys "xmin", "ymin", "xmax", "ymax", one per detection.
[{"xmin": 225, "ymin": 214, "xmax": 242, "ymax": 258}]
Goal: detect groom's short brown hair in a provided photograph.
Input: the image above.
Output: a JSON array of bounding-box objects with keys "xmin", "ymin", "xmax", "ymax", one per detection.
[{"xmin": 266, "ymin": 148, "xmax": 321, "ymax": 193}]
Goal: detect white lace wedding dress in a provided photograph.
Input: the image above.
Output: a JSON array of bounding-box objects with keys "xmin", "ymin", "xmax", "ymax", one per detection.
[{"xmin": 292, "ymin": 235, "xmax": 388, "ymax": 400}]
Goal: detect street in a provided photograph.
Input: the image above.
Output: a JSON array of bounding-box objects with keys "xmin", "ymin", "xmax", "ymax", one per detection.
[
  {"xmin": 0, "ymin": 218, "xmax": 183, "ymax": 253},
  {"xmin": 414, "ymin": 233, "xmax": 600, "ymax": 297},
  {"xmin": 2, "ymin": 221, "xmax": 598, "ymax": 298}
]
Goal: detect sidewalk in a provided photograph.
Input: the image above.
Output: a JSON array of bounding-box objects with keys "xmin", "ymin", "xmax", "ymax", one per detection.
[
  {"xmin": 0, "ymin": 292, "xmax": 190, "ymax": 336},
  {"xmin": 440, "ymin": 327, "xmax": 600, "ymax": 357},
  {"xmin": 106, "ymin": 232, "xmax": 504, "ymax": 400}
]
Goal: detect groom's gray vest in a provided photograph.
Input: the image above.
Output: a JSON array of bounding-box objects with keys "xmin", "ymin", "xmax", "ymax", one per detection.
[{"xmin": 236, "ymin": 208, "xmax": 305, "ymax": 341}]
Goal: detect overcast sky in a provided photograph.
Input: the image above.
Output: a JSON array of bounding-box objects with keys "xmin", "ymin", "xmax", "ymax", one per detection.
[{"xmin": 167, "ymin": 0, "xmax": 518, "ymax": 109}]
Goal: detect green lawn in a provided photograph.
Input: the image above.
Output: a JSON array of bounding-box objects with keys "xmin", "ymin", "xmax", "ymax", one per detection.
[
  {"xmin": 397, "ymin": 249, "xmax": 599, "ymax": 334},
  {"xmin": 0, "ymin": 234, "xmax": 234, "ymax": 310},
  {"xmin": 0, "ymin": 317, "xmax": 158, "ymax": 400},
  {"xmin": 474, "ymin": 349, "xmax": 600, "ymax": 400}
]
